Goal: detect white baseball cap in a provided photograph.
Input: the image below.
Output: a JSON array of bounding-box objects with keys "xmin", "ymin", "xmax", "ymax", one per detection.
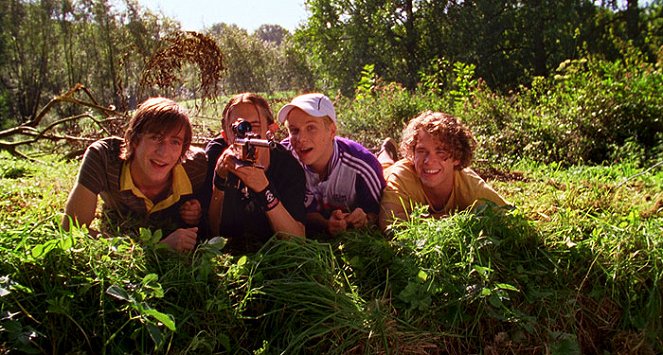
[{"xmin": 277, "ymin": 93, "xmax": 337, "ymax": 124}]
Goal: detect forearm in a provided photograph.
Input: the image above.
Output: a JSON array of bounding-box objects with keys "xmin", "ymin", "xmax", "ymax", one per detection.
[
  {"xmin": 305, "ymin": 212, "xmax": 330, "ymax": 234},
  {"xmin": 207, "ymin": 188, "xmax": 224, "ymax": 237},
  {"xmin": 266, "ymin": 203, "xmax": 305, "ymax": 238},
  {"xmin": 63, "ymin": 183, "xmax": 98, "ymax": 233}
]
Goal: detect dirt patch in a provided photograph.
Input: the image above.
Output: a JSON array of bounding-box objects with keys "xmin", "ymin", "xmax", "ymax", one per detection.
[{"xmin": 474, "ymin": 165, "xmax": 528, "ymax": 182}]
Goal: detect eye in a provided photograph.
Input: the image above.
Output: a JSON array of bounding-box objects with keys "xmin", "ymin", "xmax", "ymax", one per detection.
[
  {"xmin": 436, "ymin": 149, "xmax": 451, "ymax": 159},
  {"xmin": 149, "ymin": 134, "xmax": 162, "ymax": 142}
]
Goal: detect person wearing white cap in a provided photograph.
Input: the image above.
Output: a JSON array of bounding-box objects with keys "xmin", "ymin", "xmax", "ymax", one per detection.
[{"xmin": 278, "ymin": 93, "xmax": 386, "ymax": 236}]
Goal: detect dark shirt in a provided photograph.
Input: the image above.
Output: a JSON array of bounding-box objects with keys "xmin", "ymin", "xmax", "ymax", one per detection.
[{"xmin": 203, "ymin": 137, "xmax": 306, "ymax": 253}]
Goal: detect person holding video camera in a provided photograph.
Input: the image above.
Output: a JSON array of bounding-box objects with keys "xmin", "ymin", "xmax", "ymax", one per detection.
[{"xmin": 204, "ymin": 93, "xmax": 306, "ymax": 253}]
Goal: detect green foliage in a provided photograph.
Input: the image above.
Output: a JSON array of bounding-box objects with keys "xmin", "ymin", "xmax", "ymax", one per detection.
[
  {"xmin": 0, "ymin": 152, "xmax": 662, "ymax": 353},
  {"xmin": 335, "ymin": 82, "xmax": 449, "ymax": 150},
  {"xmin": 355, "ymin": 64, "xmax": 377, "ymax": 100},
  {"xmin": 298, "ymin": 0, "xmax": 659, "ymax": 94},
  {"xmin": 460, "ymin": 46, "xmax": 663, "ymax": 165}
]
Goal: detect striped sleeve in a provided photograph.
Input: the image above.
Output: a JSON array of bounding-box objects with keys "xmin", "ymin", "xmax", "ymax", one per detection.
[
  {"xmin": 343, "ymin": 152, "xmax": 384, "ymax": 205},
  {"xmin": 77, "ymin": 139, "xmax": 115, "ymax": 195}
]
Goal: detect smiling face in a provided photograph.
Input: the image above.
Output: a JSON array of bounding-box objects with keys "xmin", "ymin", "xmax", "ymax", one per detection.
[
  {"xmin": 130, "ymin": 127, "xmax": 186, "ymax": 187},
  {"xmin": 413, "ymin": 129, "xmax": 460, "ymax": 191},
  {"xmin": 285, "ymin": 108, "xmax": 336, "ymax": 175},
  {"xmin": 224, "ymin": 102, "xmax": 270, "ymax": 167}
]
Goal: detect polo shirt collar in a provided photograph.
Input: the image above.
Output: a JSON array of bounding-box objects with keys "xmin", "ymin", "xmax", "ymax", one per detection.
[{"xmin": 120, "ymin": 162, "xmax": 192, "ymax": 213}]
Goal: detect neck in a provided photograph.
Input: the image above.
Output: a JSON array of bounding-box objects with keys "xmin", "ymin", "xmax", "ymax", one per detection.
[
  {"xmin": 423, "ymin": 177, "xmax": 454, "ymax": 212},
  {"xmin": 130, "ymin": 161, "xmax": 171, "ymax": 200},
  {"xmin": 311, "ymin": 142, "xmax": 334, "ymax": 179}
]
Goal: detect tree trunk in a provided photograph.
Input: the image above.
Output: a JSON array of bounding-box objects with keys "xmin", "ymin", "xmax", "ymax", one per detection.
[{"xmin": 626, "ymin": 0, "xmax": 639, "ymax": 42}]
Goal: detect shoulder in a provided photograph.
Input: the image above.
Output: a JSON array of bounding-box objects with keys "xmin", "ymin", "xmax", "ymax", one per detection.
[
  {"xmin": 335, "ymin": 137, "xmax": 383, "ymax": 176},
  {"xmin": 271, "ymin": 142, "xmax": 298, "ymax": 164},
  {"xmin": 455, "ymin": 167, "xmax": 487, "ymax": 185},
  {"xmin": 86, "ymin": 137, "xmax": 123, "ymax": 156},
  {"xmin": 205, "ymin": 136, "xmax": 228, "ymax": 153},
  {"xmin": 454, "ymin": 168, "xmax": 509, "ymax": 207},
  {"xmin": 186, "ymin": 145, "xmax": 208, "ymax": 163},
  {"xmin": 336, "ymin": 137, "xmax": 376, "ymax": 160},
  {"xmin": 182, "ymin": 146, "xmax": 208, "ymax": 182},
  {"xmin": 384, "ymin": 159, "xmax": 420, "ymax": 192},
  {"xmin": 81, "ymin": 137, "xmax": 123, "ymax": 168},
  {"xmin": 385, "ymin": 159, "xmax": 416, "ymax": 179},
  {"xmin": 270, "ymin": 143, "xmax": 304, "ymax": 176}
]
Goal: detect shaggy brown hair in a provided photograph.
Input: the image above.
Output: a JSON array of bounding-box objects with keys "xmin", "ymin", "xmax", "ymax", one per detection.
[
  {"xmin": 121, "ymin": 97, "xmax": 192, "ymax": 161},
  {"xmin": 400, "ymin": 111, "xmax": 477, "ymax": 169}
]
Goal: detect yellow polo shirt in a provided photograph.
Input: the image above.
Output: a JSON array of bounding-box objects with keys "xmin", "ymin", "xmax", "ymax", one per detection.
[
  {"xmin": 120, "ymin": 162, "xmax": 193, "ymax": 214},
  {"xmin": 380, "ymin": 159, "xmax": 508, "ymax": 225}
]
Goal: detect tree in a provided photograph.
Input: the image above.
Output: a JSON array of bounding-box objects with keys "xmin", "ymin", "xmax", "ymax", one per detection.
[
  {"xmin": 206, "ymin": 22, "xmax": 314, "ymax": 94},
  {"xmin": 254, "ymin": 24, "xmax": 289, "ymax": 45},
  {"xmin": 297, "ymin": 0, "xmax": 658, "ymax": 94}
]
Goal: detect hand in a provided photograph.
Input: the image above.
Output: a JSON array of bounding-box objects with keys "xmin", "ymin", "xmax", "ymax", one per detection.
[
  {"xmin": 232, "ymin": 164, "xmax": 269, "ymax": 193},
  {"xmin": 214, "ymin": 148, "xmax": 235, "ymax": 178},
  {"xmin": 179, "ymin": 199, "xmax": 201, "ymax": 225},
  {"xmin": 345, "ymin": 208, "xmax": 368, "ymax": 229},
  {"xmin": 327, "ymin": 209, "xmax": 349, "ymax": 236},
  {"xmin": 160, "ymin": 227, "xmax": 198, "ymax": 252}
]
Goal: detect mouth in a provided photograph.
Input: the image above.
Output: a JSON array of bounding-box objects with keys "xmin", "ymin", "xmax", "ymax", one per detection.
[
  {"xmin": 422, "ymin": 168, "xmax": 440, "ymax": 175},
  {"xmin": 298, "ymin": 147, "xmax": 313, "ymax": 157},
  {"xmin": 150, "ymin": 159, "xmax": 170, "ymax": 169}
]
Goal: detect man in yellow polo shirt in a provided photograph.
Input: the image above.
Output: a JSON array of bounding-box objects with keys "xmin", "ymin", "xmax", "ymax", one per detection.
[
  {"xmin": 379, "ymin": 111, "xmax": 509, "ymax": 231},
  {"xmin": 62, "ymin": 97, "xmax": 207, "ymax": 251}
]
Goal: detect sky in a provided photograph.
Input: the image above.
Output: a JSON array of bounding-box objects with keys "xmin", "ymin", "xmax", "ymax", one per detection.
[{"xmin": 137, "ymin": 0, "xmax": 309, "ymax": 33}]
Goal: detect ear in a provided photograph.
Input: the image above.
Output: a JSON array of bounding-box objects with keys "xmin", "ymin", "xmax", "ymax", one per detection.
[
  {"xmin": 268, "ymin": 122, "xmax": 279, "ymax": 134},
  {"xmin": 329, "ymin": 122, "xmax": 337, "ymax": 137},
  {"xmin": 452, "ymin": 159, "xmax": 461, "ymax": 168}
]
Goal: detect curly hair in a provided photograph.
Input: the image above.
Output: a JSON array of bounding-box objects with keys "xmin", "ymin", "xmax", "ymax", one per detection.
[
  {"xmin": 400, "ymin": 111, "xmax": 477, "ymax": 169},
  {"xmin": 121, "ymin": 97, "xmax": 192, "ymax": 161}
]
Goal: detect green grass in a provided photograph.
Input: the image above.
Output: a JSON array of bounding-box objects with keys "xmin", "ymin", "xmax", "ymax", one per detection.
[{"xmin": 0, "ymin": 151, "xmax": 661, "ymax": 353}]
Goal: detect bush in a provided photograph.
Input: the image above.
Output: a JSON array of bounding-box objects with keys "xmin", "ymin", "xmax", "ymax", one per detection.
[{"xmin": 460, "ymin": 47, "xmax": 662, "ymax": 165}]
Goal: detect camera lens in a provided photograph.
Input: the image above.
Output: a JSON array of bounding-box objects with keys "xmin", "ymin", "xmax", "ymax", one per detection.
[{"xmin": 232, "ymin": 119, "xmax": 252, "ymax": 138}]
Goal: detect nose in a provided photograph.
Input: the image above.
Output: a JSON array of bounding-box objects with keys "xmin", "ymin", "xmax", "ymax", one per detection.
[
  {"xmin": 155, "ymin": 141, "xmax": 166, "ymax": 155},
  {"xmin": 292, "ymin": 131, "xmax": 306, "ymax": 144},
  {"xmin": 423, "ymin": 152, "xmax": 432, "ymax": 164}
]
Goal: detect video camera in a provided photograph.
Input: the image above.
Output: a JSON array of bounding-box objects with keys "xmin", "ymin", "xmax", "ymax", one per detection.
[{"xmin": 231, "ymin": 119, "xmax": 276, "ymax": 167}]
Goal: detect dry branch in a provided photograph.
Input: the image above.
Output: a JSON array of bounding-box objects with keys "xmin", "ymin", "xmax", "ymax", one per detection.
[
  {"xmin": 140, "ymin": 31, "xmax": 225, "ymax": 100},
  {"xmin": 0, "ymin": 84, "xmax": 126, "ymax": 160}
]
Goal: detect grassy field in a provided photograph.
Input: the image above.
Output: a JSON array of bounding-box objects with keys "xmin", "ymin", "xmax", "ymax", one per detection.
[{"xmin": 0, "ymin": 149, "xmax": 660, "ymax": 353}]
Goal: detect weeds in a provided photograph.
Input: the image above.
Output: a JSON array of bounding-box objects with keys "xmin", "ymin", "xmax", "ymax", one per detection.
[{"xmin": 0, "ymin": 100, "xmax": 661, "ymax": 354}]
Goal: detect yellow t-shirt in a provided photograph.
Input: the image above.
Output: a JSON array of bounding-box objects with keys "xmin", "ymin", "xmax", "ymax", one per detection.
[{"xmin": 379, "ymin": 159, "xmax": 508, "ymax": 227}]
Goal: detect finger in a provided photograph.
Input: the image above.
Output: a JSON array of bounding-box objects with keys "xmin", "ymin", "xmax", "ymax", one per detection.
[
  {"xmin": 331, "ymin": 209, "xmax": 347, "ymax": 220},
  {"xmin": 346, "ymin": 211, "xmax": 366, "ymax": 224}
]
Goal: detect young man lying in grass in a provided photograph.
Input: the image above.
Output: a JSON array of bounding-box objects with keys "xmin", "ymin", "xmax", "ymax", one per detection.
[
  {"xmin": 204, "ymin": 93, "xmax": 306, "ymax": 253},
  {"xmin": 62, "ymin": 97, "xmax": 208, "ymax": 252},
  {"xmin": 278, "ymin": 93, "xmax": 386, "ymax": 237},
  {"xmin": 378, "ymin": 111, "xmax": 509, "ymax": 231}
]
